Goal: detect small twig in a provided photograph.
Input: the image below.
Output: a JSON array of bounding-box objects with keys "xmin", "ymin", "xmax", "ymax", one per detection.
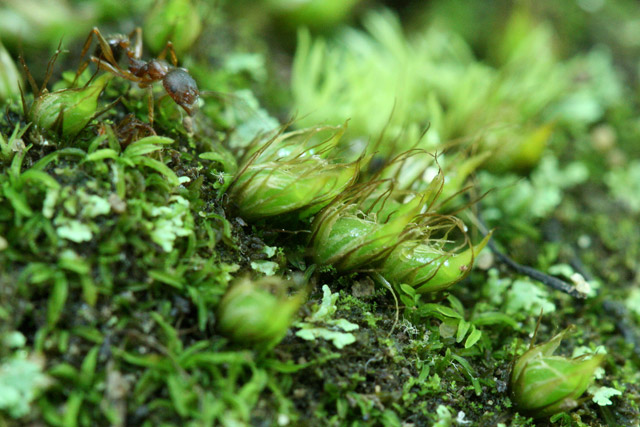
[
  {"xmin": 488, "ymin": 238, "xmax": 585, "ymax": 299},
  {"xmin": 602, "ymin": 300, "xmax": 640, "ymax": 359},
  {"xmin": 472, "ymin": 211, "xmax": 585, "ymax": 299},
  {"xmin": 567, "ymin": 252, "xmax": 640, "ymax": 356},
  {"xmin": 543, "ymin": 218, "xmax": 640, "ymax": 357}
]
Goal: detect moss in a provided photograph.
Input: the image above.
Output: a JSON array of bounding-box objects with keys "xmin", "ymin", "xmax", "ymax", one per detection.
[{"xmin": 0, "ymin": 0, "xmax": 639, "ymax": 426}]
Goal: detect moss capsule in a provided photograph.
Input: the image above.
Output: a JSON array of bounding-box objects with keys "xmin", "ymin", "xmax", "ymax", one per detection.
[
  {"xmin": 382, "ymin": 231, "xmax": 491, "ymax": 293},
  {"xmin": 229, "ymin": 124, "xmax": 359, "ymax": 220},
  {"xmin": 217, "ymin": 277, "xmax": 305, "ymax": 347},
  {"xmin": 266, "ymin": 0, "xmax": 363, "ymax": 30},
  {"xmin": 30, "ymin": 73, "xmax": 111, "ymax": 137},
  {"xmin": 510, "ymin": 327, "xmax": 605, "ymax": 418},
  {"xmin": 310, "ymin": 187, "xmax": 424, "ymax": 271},
  {"xmin": 232, "ymin": 162, "xmax": 358, "ymax": 221}
]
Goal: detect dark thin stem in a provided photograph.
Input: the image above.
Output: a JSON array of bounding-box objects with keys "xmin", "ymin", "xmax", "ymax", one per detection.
[
  {"xmin": 487, "ymin": 238, "xmax": 585, "ymax": 299},
  {"xmin": 565, "ymin": 247, "xmax": 640, "ymax": 356},
  {"xmin": 602, "ymin": 300, "xmax": 640, "ymax": 359},
  {"xmin": 472, "ymin": 211, "xmax": 585, "ymax": 299},
  {"xmin": 545, "ymin": 219, "xmax": 640, "ymax": 358}
]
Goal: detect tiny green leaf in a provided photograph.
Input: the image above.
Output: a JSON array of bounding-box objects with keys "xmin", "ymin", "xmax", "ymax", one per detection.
[{"xmin": 590, "ymin": 386, "xmax": 622, "ymax": 406}]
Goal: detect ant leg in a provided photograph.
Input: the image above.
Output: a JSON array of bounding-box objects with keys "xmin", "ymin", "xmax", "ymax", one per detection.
[
  {"xmin": 91, "ymin": 57, "xmax": 144, "ymax": 83},
  {"xmin": 74, "ymin": 56, "xmax": 103, "ymax": 88},
  {"xmin": 157, "ymin": 41, "xmax": 178, "ymax": 67},
  {"xmin": 75, "ymin": 28, "xmax": 121, "ymax": 84},
  {"xmin": 147, "ymin": 86, "xmax": 153, "ymax": 128},
  {"xmin": 92, "ymin": 28, "xmax": 120, "ymax": 66},
  {"xmin": 73, "ymin": 60, "xmax": 90, "ymax": 86},
  {"xmin": 74, "ymin": 30, "xmax": 97, "ymax": 85},
  {"xmin": 147, "ymin": 86, "xmax": 154, "ymax": 126},
  {"xmin": 78, "ymin": 28, "xmax": 98, "ymax": 62},
  {"xmin": 129, "ymin": 27, "xmax": 143, "ymax": 60}
]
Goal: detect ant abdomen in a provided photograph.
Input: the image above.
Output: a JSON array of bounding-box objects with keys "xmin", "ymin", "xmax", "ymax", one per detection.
[{"xmin": 163, "ymin": 68, "xmax": 199, "ymax": 115}]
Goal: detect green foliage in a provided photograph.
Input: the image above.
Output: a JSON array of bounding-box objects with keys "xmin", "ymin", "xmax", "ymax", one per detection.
[
  {"xmin": 479, "ymin": 155, "xmax": 589, "ymax": 226},
  {"xmin": 551, "ymin": 48, "xmax": 625, "ymax": 129},
  {"xmin": 590, "ymin": 386, "xmax": 622, "ymax": 406},
  {"xmin": 0, "ymin": 93, "xmax": 247, "ymax": 422},
  {"xmin": 433, "ymin": 405, "xmax": 453, "ymax": 427},
  {"xmin": 627, "ymin": 288, "xmax": 640, "ymax": 321},
  {"xmin": 0, "ymin": 332, "xmax": 50, "ymax": 419},
  {"xmin": 0, "ymin": 356, "xmax": 49, "ymax": 418},
  {"xmin": 222, "ymin": 90, "xmax": 280, "ymax": 151},
  {"xmin": 482, "ymin": 269, "xmax": 557, "ymax": 317},
  {"xmin": 0, "ymin": 122, "xmax": 29, "ymax": 163},
  {"xmin": 606, "ymin": 159, "xmax": 640, "ymax": 213},
  {"xmin": 0, "ymin": 0, "xmax": 154, "ymax": 49},
  {"xmin": 0, "ymin": 41, "xmax": 21, "ymax": 101},
  {"xmin": 291, "ymin": 9, "xmax": 571, "ymax": 172},
  {"xmin": 295, "ymin": 285, "xmax": 359, "ymax": 349},
  {"xmin": 143, "ymin": 0, "xmax": 201, "ymax": 55}
]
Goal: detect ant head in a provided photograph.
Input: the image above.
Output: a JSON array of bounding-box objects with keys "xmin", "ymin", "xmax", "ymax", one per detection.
[
  {"xmin": 96, "ymin": 35, "xmax": 130, "ymax": 63},
  {"xmin": 163, "ymin": 68, "xmax": 199, "ymax": 115}
]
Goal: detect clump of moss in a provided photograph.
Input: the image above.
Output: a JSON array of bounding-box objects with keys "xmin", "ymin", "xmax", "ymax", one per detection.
[
  {"xmin": 0, "ymin": 0, "xmax": 639, "ymax": 426},
  {"xmin": 291, "ymin": 7, "xmax": 624, "ymax": 173}
]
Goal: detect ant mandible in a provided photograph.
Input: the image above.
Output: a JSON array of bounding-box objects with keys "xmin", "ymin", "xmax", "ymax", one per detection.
[{"xmin": 76, "ymin": 27, "xmax": 199, "ymax": 124}]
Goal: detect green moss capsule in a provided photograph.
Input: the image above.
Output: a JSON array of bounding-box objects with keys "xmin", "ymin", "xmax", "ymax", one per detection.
[
  {"xmin": 143, "ymin": 0, "xmax": 201, "ymax": 55},
  {"xmin": 232, "ymin": 162, "xmax": 358, "ymax": 221},
  {"xmin": 382, "ymin": 232, "xmax": 491, "ymax": 293},
  {"xmin": 217, "ymin": 277, "xmax": 305, "ymax": 347},
  {"xmin": 30, "ymin": 73, "xmax": 111, "ymax": 137},
  {"xmin": 510, "ymin": 327, "xmax": 605, "ymax": 418},
  {"xmin": 229, "ymin": 124, "xmax": 359, "ymax": 221},
  {"xmin": 310, "ymin": 187, "xmax": 423, "ymax": 271}
]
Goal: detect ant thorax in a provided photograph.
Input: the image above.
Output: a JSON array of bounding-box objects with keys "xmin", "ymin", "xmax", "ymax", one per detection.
[{"xmin": 129, "ymin": 58, "xmax": 170, "ymax": 81}]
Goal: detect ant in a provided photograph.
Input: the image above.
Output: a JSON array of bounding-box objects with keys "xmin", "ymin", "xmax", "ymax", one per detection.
[{"xmin": 76, "ymin": 27, "xmax": 199, "ymax": 125}]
